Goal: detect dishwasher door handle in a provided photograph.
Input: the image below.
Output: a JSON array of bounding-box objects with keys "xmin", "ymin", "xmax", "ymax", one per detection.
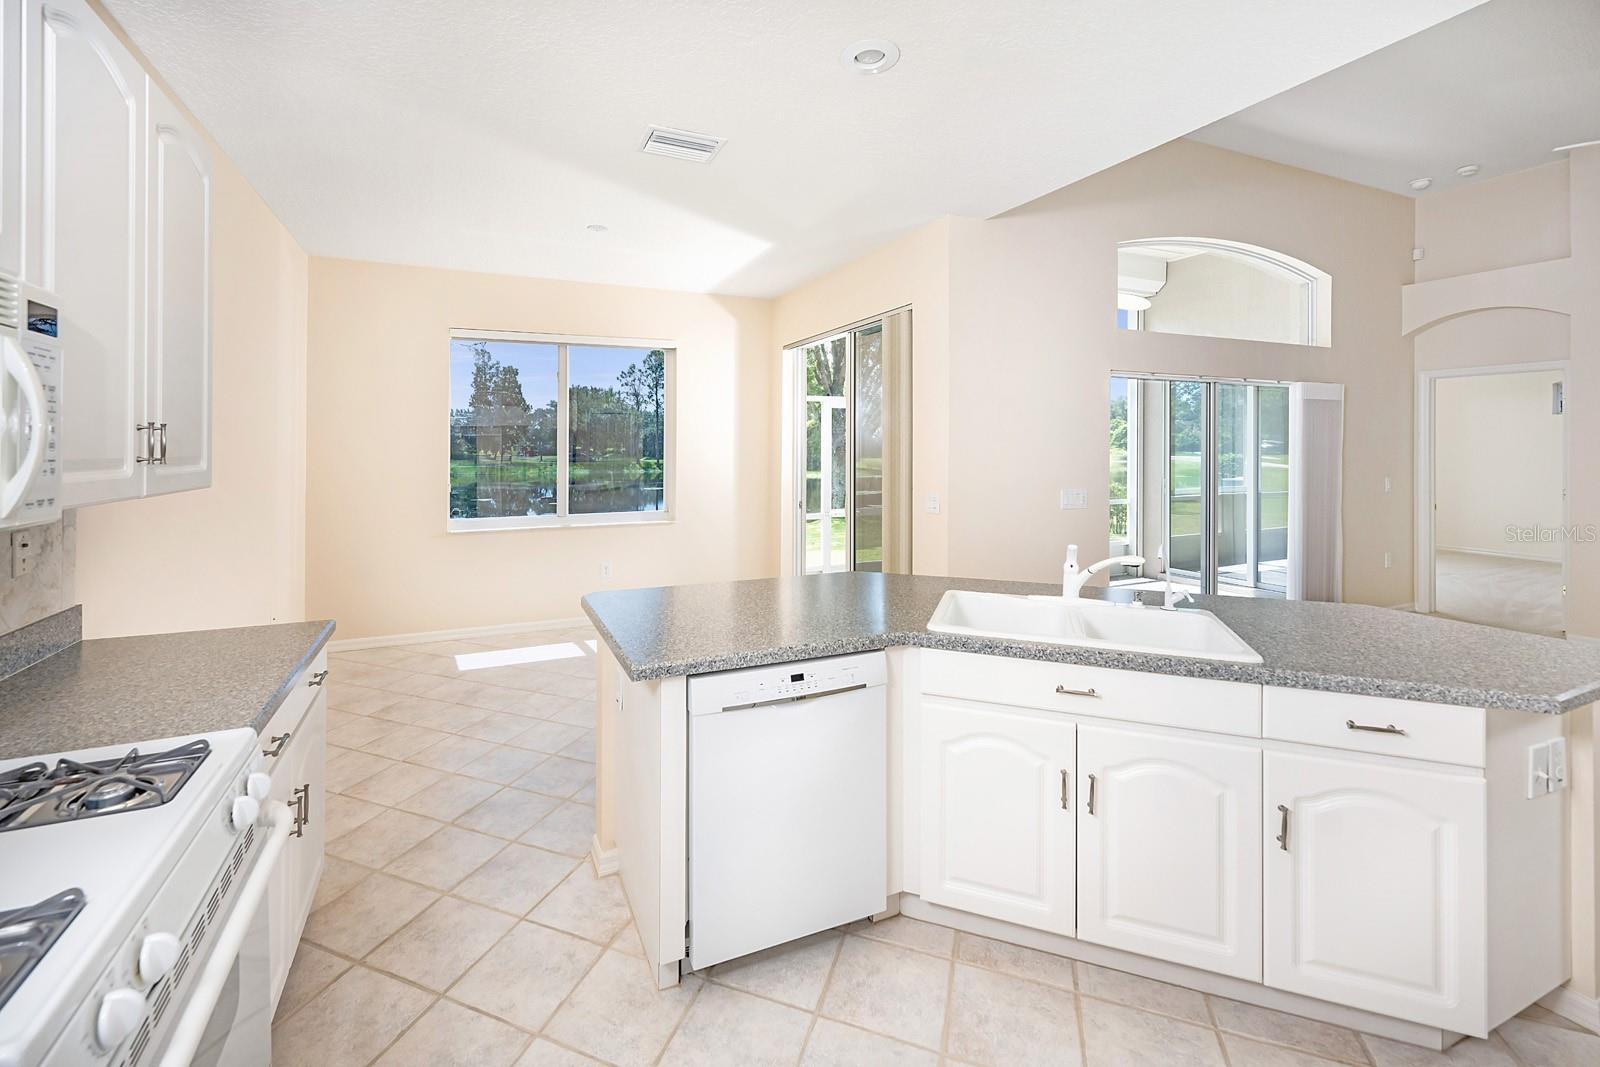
[{"xmin": 723, "ymin": 682, "xmax": 870, "ymax": 712}]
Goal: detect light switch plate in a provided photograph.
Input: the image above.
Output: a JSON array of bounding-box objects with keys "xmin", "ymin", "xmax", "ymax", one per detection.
[
  {"xmin": 926, "ymin": 492, "xmax": 941, "ymax": 514},
  {"xmin": 1527, "ymin": 741, "xmax": 1551, "ymax": 799},
  {"xmin": 1059, "ymin": 488, "xmax": 1088, "ymax": 511}
]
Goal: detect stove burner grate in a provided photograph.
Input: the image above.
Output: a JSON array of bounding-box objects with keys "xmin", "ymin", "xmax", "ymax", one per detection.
[
  {"xmin": 0, "ymin": 889, "xmax": 86, "ymax": 1013},
  {"xmin": 0, "ymin": 740, "xmax": 210, "ymax": 833}
]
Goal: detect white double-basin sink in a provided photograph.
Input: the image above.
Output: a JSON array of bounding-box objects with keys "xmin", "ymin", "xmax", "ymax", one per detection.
[{"xmin": 926, "ymin": 589, "xmax": 1263, "ymax": 665}]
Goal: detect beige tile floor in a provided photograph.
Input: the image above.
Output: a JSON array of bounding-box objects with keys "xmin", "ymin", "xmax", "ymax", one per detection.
[{"xmin": 274, "ymin": 628, "xmax": 1600, "ymax": 1067}]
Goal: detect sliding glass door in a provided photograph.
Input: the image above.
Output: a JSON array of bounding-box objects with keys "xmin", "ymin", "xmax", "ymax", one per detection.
[
  {"xmin": 791, "ymin": 312, "xmax": 912, "ymax": 575},
  {"xmin": 1111, "ymin": 376, "xmax": 1291, "ymax": 598}
]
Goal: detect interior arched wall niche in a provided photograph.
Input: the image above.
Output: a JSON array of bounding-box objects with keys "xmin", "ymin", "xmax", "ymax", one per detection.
[{"xmin": 1116, "ymin": 237, "xmax": 1333, "ymax": 347}]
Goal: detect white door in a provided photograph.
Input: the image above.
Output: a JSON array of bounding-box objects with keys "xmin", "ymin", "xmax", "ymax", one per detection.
[
  {"xmin": 1, "ymin": 0, "xmax": 21, "ymax": 281},
  {"xmin": 1264, "ymin": 752, "xmax": 1485, "ymax": 1033},
  {"xmin": 918, "ymin": 698, "xmax": 1076, "ymax": 935},
  {"xmin": 28, "ymin": 0, "xmax": 146, "ymax": 505},
  {"xmin": 1077, "ymin": 725, "xmax": 1262, "ymax": 980},
  {"xmin": 267, "ymin": 692, "xmax": 327, "ymax": 1012},
  {"xmin": 142, "ymin": 81, "xmax": 211, "ymax": 495}
]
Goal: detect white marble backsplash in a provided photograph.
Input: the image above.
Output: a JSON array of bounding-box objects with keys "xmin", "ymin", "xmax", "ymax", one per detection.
[{"xmin": 0, "ymin": 513, "xmax": 76, "ymax": 635}]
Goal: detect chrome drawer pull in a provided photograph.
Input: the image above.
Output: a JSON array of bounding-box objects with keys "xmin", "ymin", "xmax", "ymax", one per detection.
[
  {"xmin": 308, "ymin": 670, "xmax": 329, "ymax": 687},
  {"xmin": 291, "ymin": 784, "xmax": 310, "ymax": 838},
  {"xmin": 1345, "ymin": 719, "xmax": 1406, "ymax": 736},
  {"xmin": 1086, "ymin": 773, "xmax": 1098, "ymax": 815},
  {"xmin": 1060, "ymin": 769, "xmax": 1070, "ymax": 810},
  {"xmin": 262, "ymin": 732, "xmax": 291, "ymax": 759},
  {"xmin": 1276, "ymin": 804, "xmax": 1290, "ymax": 851},
  {"xmin": 1054, "ymin": 685, "xmax": 1100, "ymax": 699}
]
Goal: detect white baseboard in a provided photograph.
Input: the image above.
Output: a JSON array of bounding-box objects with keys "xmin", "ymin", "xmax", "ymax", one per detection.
[
  {"xmin": 590, "ymin": 834, "xmax": 619, "ymax": 876},
  {"xmin": 1387, "ymin": 602, "xmax": 1416, "ymax": 612},
  {"xmin": 1538, "ymin": 983, "xmax": 1600, "ymax": 1035},
  {"xmin": 327, "ymin": 615, "xmax": 591, "ymax": 653}
]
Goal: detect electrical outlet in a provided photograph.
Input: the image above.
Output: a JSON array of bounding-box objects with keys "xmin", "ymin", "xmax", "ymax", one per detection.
[
  {"xmin": 600, "ymin": 561, "xmax": 613, "ymax": 579},
  {"xmin": 1384, "ymin": 475, "xmax": 1392, "ymax": 494},
  {"xmin": 926, "ymin": 492, "xmax": 941, "ymax": 515},
  {"xmin": 1547, "ymin": 737, "xmax": 1568, "ymax": 793},
  {"xmin": 1383, "ymin": 552, "xmax": 1392, "ymax": 569},
  {"xmin": 1059, "ymin": 488, "xmax": 1088, "ymax": 511},
  {"xmin": 10, "ymin": 530, "xmax": 38, "ymax": 579}
]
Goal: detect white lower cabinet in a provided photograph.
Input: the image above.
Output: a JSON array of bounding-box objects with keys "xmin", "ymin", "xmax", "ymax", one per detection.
[
  {"xmin": 1076, "ymin": 725, "xmax": 1262, "ymax": 980},
  {"xmin": 918, "ymin": 698, "xmax": 1077, "ymax": 935},
  {"xmin": 263, "ymin": 676, "xmax": 329, "ymax": 1013},
  {"xmin": 1264, "ymin": 751, "xmax": 1486, "ymax": 1034}
]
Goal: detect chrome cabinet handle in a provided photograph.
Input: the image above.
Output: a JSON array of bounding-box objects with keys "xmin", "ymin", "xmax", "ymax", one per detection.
[
  {"xmin": 262, "ymin": 732, "xmax": 291, "ymax": 759},
  {"xmin": 1060, "ymin": 769, "xmax": 1070, "ymax": 810},
  {"xmin": 308, "ymin": 670, "xmax": 329, "ymax": 687},
  {"xmin": 135, "ymin": 422, "xmax": 156, "ymax": 464},
  {"xmin": 1086, "ymin": 773, "xmax": 1098, "ymax": 815},
  {"xmin": 1345, "ymin": 719, "xmax": 1406, "ymax": 736},
  {"xmin": 291, "ymin": 784, "xmax": 310, "ymax": 838},
  {"xmin": 1276, "ymin": 804, "xmax": 1290, "ymax": 851},
  {"xmin": 1054, "ymin": 685, "xmax": 1100, "ymax": 699},
  {"xmin": 157, "ymin": 422, "xmax": 168, "ymax": 464}
]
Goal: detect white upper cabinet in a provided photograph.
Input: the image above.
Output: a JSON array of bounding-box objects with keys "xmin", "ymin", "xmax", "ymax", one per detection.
[
  {"xmin": 27, "ymin": 0, "xmax": 146, "ymax": 505},
  {"xmin": 17, "ymin": 0, "xmax": 211, "ymax": 507},
  {"xmin": 1264, "ymin": 751, "xmax": 1486, "ymax": 1033},
  {"xmin": 1, "ymin": 1, "xmax": 21, "ymax": 280},
  {"xmin": 1077, "ymin": 725, "xmax": 1262, "ymax": 981},
  {"xmin": 143, "ymin": 80, "xmax": 210, "ymax": 494},
  {"xmin": 919, "ymin": 698, "xmax": 1077, "ymax": 935}
]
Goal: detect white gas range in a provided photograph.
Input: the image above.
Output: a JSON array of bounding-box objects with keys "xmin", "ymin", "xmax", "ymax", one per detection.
[{"xmin": 0, "ymin": 729, "xmax": 293, "ymax": 1067}]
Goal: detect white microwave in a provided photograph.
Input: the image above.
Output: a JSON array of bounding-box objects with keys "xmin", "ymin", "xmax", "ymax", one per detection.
[{"xmin": 0, "ymin": 274, "xmax": 61, "ymax": 531}]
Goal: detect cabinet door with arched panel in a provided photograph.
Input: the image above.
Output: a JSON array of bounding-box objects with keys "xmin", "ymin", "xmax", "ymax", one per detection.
[
  {"xmin": 1264, "ymin": 752, "xmax": 1485, "ymax": 1034},
  {"xmin": 26, "ymin": 0, "xmax": 147, "ymax": 505},
  {"xmin": 917, "ymin": 698, "xmax": 1076, "ymax": 935},
  {"xmin": 1077, "ymin": 725, "xmax": 1262, "ymax": 980}
]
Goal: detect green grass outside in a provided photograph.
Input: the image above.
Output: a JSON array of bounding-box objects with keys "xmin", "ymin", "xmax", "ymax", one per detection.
[{"xmin": 451, "ymin": 456, "xmax": 660, "ymax": 488}]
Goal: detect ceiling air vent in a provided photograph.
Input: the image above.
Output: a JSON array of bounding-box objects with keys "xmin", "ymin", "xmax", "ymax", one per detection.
[{"xmin": 640, "ymin": 126, "xmax": 725, "ymax": 164}]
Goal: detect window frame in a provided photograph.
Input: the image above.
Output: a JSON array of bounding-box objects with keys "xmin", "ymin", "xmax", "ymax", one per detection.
[{"xmin": 447, "ymin": 328, "xmax": 677, "ymax": 533}]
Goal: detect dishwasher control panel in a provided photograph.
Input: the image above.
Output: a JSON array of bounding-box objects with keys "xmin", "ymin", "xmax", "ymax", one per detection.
[{"xmin": 688, "ymin": 651, "xmax": 887, "ymax": 714}]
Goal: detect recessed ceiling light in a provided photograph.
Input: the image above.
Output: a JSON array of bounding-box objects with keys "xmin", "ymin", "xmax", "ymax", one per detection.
[
  {"xmin": 586, "ymin": 223, "xmax": 608, "ymax": 233},
  {"xmin": 1409, "ymin": 177, "xmax": 1432, "ymax": 191},
  {"xmin": 1553, "ymin": 139, "xmax": 1600, "ymax": 153},
  {"xmin": 1455, "ymin": 164, "xmax": 1480, "ymax": 177},
  {"xmin": 841, "ymin": 39, "xmax": 899, "ymax": 75}
]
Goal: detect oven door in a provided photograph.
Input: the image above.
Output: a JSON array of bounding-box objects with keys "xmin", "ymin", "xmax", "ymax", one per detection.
[{"xmin": 154, "ymin": 802, "xmax": 293, "ymax": 1067}]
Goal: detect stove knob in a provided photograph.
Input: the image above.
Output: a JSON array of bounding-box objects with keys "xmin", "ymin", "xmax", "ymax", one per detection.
[
  {"xmin": 230, "ymin": 794, "xmax": 261, "ymax": 832},
  {"xmin": 137, "ymin": 931, "xmax": 181, "ymax": 985},
  {"xmin": 246, "ymin": 771, "xmax": 272, "ymax": 802},
  {"xmin": 94, "ymin": 987, "xmax": 146, "ymax": 1050}
]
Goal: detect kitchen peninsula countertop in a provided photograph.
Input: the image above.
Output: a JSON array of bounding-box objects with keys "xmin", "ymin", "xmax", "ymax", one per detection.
[
  {"xmin": 583, "ymin": 573, "xmax": 1600, "ymax": 714},
  {"xmin": 0, "ymin": 619, "xmax": 336, "ymax": 758}
]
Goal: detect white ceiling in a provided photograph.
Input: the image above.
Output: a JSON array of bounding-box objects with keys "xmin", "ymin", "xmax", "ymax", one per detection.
[
  {"xmin": 102, "ymin": 0, "xmax": 1484, "ymax": 296},
  {"xmin": 1192, "ymin": 0, "xmax": 1600, "ymax": 198}
]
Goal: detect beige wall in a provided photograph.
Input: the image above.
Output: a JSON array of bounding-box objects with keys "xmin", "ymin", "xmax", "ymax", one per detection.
[
  {"xmin": 1434, "ymin": 371, "xmax": 1564, "ymax": 561},
  {"xmin": 304, "ymin": 259, "xmax": 775, "ymax": 640},
  {"xmin": 943, "ymin": 139, "xmax": 1416, "ymax": 607},
  {"xmin": 1414, "ymin": 148, "xmax": 1600, "ymax": 1004},
  {"xmin": 771, "ymin": 220, "xmax": 952, "ymax": 576},
  {"xmin": 1143, "ymin": 250, "xmax": 1311, "ymax": 346}
]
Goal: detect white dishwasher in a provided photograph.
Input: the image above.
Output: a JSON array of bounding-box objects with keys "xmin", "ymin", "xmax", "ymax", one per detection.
[{"xmin": 687, "ymin": 650, "xmax": 887, "ymax": 971}]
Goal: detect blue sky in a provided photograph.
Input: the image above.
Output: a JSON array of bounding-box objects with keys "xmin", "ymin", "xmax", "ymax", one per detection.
[{"xmin": 449, "ymin": 341, "xmax": 653, "ymax": 409}]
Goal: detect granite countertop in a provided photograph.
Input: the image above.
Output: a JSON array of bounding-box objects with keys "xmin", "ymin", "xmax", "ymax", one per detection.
[
  {"xmin": 582, "ymin": 573, "xmax": 1600, "ymax": 714},
  {"xmin": 0, "ymin": 619, "xmax": 336, "ymax": 758}
]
